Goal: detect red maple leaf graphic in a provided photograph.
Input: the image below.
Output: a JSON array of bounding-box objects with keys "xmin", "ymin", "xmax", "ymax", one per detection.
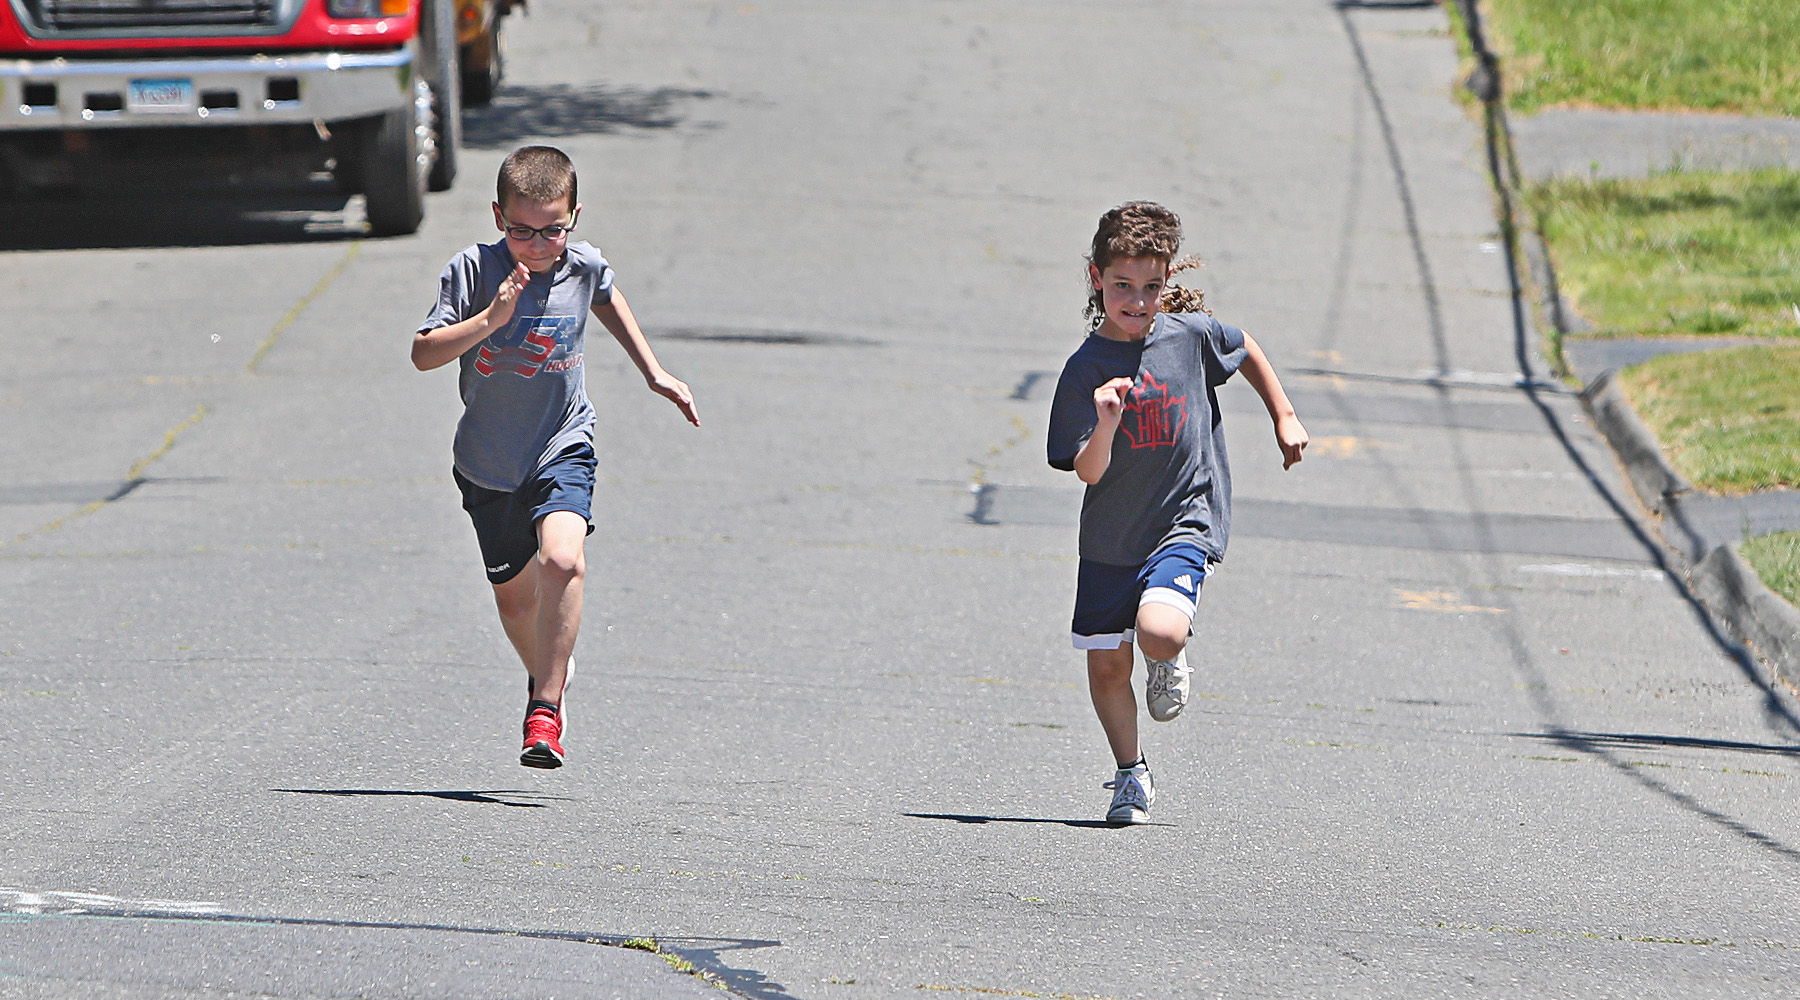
[{"xmin": 1121, "ymin": 372, "xmax": 1187, "ymax": 450}]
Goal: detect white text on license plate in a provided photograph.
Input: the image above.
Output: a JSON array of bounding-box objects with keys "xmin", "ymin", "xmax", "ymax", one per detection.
[{"xmin": 128, "ymin": 79, "xmax": 194, "ymax": 113}]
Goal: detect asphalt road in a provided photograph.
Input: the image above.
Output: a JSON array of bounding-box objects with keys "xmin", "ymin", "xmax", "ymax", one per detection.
[{"xmin": 4, "ymin": 2, "xmax": 1800, "ymax": 998}]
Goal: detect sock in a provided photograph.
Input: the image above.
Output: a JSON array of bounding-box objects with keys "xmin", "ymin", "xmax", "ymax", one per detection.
[
  {"xmin": 527, "ymin": 699, "xmax": 560, "ymax": 716},
  {"xmin": 1117, "ymin": 755, "xmax": 1146, "ymax": 772}
]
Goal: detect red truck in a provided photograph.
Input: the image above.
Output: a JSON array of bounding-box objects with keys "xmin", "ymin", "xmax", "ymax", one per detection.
[{"xmin": 0, "ymin": 0, "xmax": 464, "ymax": 235}]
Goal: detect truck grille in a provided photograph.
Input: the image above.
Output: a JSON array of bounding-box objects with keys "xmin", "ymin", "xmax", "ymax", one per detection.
[{"xmin": 25, "ymin": 0, "xmax": 281, "ymax": 32}]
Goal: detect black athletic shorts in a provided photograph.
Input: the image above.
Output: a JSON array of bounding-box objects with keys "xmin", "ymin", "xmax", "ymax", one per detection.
[
  {"xmin": 1070, "ymin": 542, "xmax": 1210, "ymax": 650},
  {"xmin": 454, "ymin": 442, "xmax": 596, "ymax": 586}
]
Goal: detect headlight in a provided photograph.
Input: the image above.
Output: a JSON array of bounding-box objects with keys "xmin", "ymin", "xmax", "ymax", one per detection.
[{"xmin": 327, "ymin": 0, "xmax": 409, "ymax": 17}]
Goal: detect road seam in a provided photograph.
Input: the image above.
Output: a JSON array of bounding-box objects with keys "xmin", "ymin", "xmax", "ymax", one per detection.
[
  {"xmin": 2, "ymin": 239, "xmax": 364, "ymax": 551},
  {"xmin": 1, "ymin": 402, "xmax": 206, "ymax": 551},
  {"xmin": 248, "ymin": 239, "xmax": 363, "ymax": 374}
]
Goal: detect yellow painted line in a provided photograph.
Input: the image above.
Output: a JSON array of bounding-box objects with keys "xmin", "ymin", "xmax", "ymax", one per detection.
[
  {"xmin": 2, "ymin": 403, "xmax": 207, "ymax": 551},
  {"xmin": 7, "ymin": 239, "xmax": 362, "ymax": 550},
  {"xmin": 1395, "ymin": 589, "xmax": 1507, "ymax": 614},
  {"xmin": 125, "ymin": 403, "xmax": 207, "ymax": 481},
  {"xmin": 1308, "ymin": 435, "xmax": 1398, "ymax": 459},
  {"xmin": 247, "ymin": 239, "xmax": 363, "ymax": 373}
]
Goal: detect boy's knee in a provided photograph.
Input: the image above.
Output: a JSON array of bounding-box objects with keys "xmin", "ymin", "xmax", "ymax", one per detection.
[
  {"xmin": 1135, "ymin": 605, "xmax": 1190, "ymax": 662},
  {"xmin": 534, "ymin": 511, "xmax": 588, "ymax": 582},
  {"xmin": 1086, "ymin": 647, "xmax": 1134, "ymax": 684},
  {"xmin": 1137, "ymin": 632, "xmax": 1185, "ymax": 663},
  {"xmin": 536, "ymin": 542, "xmax": 584, "ymax": 581}
]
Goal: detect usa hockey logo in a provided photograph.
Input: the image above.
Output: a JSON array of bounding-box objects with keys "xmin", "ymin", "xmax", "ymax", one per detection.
[
  {"xmin": 1122, "ymin": 372, "xmax": 1188, "ymax": 450},
  {"xmin": 474, "ymin": 315, "xmax": 581, "ymax": 378}
]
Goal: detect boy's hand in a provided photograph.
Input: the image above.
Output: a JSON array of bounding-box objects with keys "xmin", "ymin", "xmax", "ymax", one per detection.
[
  {"xmin": 650, "ymin": 370, "xmax": 701, "ymax": 426},
  {"xmin": 1093, "ymin": 377, "xmax": 1135, "ymax": 425},
  {"xmin": 486, "ymin": 262, "xmax": 532, "ymax": 328},
  {"xmin": 1275, "ymin": 413, "xmax": 1308, "ymax": 469}
]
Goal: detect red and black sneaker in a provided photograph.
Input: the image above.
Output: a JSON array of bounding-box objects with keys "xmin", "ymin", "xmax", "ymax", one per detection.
[{"xmin": 520, "ymin": 700, "xmax": 565, "ymax": 769}]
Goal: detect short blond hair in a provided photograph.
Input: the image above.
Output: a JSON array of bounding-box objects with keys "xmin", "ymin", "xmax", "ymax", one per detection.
[{"xmin": 496, "ymin": 145, "xmax": 577, "ymax": 212}]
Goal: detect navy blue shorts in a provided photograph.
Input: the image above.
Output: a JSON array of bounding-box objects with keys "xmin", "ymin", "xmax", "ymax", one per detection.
[
  {"xmin": 454, "ymin": 442, "xmax": 596, "ymax": 586},
  {"xmin": 1071, "ymin": 543, "xmax": 1210, "ymax": 650}
]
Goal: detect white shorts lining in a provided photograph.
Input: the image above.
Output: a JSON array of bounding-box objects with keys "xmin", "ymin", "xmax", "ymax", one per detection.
[
  {"xmin": 1139, "ymin": 586, "xmax": 1197, "ymax": 619},
  {"xmin": 1072, "ymin": 627, "xmax": 1136, "ymax": 650}
]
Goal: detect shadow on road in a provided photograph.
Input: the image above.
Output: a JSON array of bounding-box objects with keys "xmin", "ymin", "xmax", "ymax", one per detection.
[
  {"xmin": 0, "ymin": 907, "xmax": 796, "ymax": 999},
  {"xmin": 904, "ymin": 812, "xmax": 1171, "ymax": 830},
  {"xmin": 657, "ymin": 937, "xmax": 802, "ymax": 1000},
  {"xmin": 273, "ymin": 788, "xmax": 571, "ymax": 808},
  {"xmin": 462, "ymin": 83, "xmax": 719, "ymax": 148},
  {"xmin": 0, "ymin": 189, "xmax": 364, "ymax": 251},
  {"xmin": 1512, "ymin": 731, "xmax": 1800, "ymax": 760}
]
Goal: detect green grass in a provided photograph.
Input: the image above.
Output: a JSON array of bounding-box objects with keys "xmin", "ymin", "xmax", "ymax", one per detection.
[
  {"xmin": 1742, "ymin": 531, "xmax": 1800, "ymax": 608},
  {"xmin": 1528, "ymin": 169, "xmax": 1800, "ymax": 339},
  {"xmin": 1618, "ymin": 345, "xmax": 1800, "ymax": 494},
  {"xmin": 1486, "ymin": 0, "xmax": 1800, "ymax": 116}
]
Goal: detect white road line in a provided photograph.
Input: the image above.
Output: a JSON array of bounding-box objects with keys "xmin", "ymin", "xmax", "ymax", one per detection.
[
  {"xmin": 1517, "ymin": 563, "xmax": 1666, "ymax": 581},
  {"xmin": 0, "ymin": 887, "xmax": 220, "ymax": 916}
]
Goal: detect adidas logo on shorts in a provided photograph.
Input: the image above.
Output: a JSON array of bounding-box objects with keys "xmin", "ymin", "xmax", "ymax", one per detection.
[{"xmin": 1173, "ymin": 574, "xmax": 1194, "ymax": 593}]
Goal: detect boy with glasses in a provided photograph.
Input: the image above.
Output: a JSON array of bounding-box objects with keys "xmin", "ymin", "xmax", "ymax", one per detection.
[{"xmin": 413, "ymin": 145, "xmax": 699, "ymax": 768}]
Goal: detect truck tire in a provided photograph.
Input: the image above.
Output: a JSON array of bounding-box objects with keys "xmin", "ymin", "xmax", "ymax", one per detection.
[
  {"xmin": 423, "ymin": 0, "xmax": 460, "ymax": 192},
  {"xmin": 361, "ymin": 86, "xmax": 427, "ymax": 237},
  {"xmin": 461, "ymin": 19, "xmax": 503, "ymax": 106}
]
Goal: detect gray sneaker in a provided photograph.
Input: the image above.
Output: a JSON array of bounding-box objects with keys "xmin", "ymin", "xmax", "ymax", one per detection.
[
  {"xmin": 1145, "ymin": 649, "xmax": 1190, "ymax": 722},
  {"xmin": 1104, "ymin": 761, "xmax": 1156, "ymax": 825}
]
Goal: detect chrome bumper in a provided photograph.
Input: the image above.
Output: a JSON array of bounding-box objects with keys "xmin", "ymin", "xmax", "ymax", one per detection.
[{"xmin": 0, "ymin": 47, "xmax": 413, "ymax": 130}]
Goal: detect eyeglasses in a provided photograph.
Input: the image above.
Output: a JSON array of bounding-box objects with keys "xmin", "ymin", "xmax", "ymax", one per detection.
[{"xmin": 500, "ymin": 210, "xmax": 578, "ymax": 243}]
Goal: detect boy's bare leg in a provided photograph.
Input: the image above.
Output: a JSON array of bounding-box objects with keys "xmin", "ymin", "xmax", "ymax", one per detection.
[
  {"xmin": 523, "ymin": 510, "xmax": 586, "ymax": 706},
  {"xmin": 1087, "ymin": 644, "xmax": 1141, "ymax": 765},
  {"xmin": 489, "ymin": 511, "xmax": 586, "ymax": 705},
  {"xmin": 1135, "ymin": 603, "xmax": 1191, "ymax": 663},
  {"xmin": 492, "ymin": 563, "xmax": 540, "ymax": 684}
]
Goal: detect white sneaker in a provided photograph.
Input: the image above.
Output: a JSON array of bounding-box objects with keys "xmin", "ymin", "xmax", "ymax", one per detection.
[
  {"xmin": 1145, "ymin": 649, "xmax": 1190, "ymax": 722},
  {"xmin": 1104, "ymin": 761, "xmax": 1156, "ymax": 825}
]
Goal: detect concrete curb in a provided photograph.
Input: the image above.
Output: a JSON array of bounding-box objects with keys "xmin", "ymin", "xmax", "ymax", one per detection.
[
  {"xmin": 1446, "ymin": 0, "xmax": 1800, "ymax": 688},
  {"xmin": 1580, "ymin": 369, "xmax": 1800, "ymax": 687},
  {"xmin": 1694, "ymin": 544, "xmax": 1800, "ymax": 682},
  {"xmin": 1577, "ymin": 371, "xmax": 1692, "ymax": 515}
]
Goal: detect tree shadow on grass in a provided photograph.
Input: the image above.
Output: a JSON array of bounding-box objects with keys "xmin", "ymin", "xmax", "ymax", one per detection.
[
  {"xmin": 462, "ymin": 83, "xmax": 720, "ymax": 148},
  {"xmin": 273, "ymin": 788, "xmax": 573, "ymax": 808}
]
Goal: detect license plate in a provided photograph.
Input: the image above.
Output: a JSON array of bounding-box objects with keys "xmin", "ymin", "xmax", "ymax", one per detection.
[{"xmin": 127, "ymin": 78, "xmax": 194, "ymax": 113}]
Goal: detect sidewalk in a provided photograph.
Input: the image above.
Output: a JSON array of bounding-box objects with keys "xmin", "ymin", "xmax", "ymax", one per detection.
[
  {"xmin": 1512, "ymin": 109, "xmax": 1800, "ymax": 179},
  {"xmin": 1456, "ymin": 7, "xmax": 1800, "ymax": 682}
]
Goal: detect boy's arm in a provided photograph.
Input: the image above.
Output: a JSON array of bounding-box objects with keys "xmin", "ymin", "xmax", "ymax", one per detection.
[
  {"xmin": 412, "ymin": 261, "xmax": 531, "ymax": 371},
  {"xmin": 591, "ymin": 289, "xmax": 701, "ymax": 426},
  {"xmin": 1238, "ymin": 333, "xmax": 1308, "ymax": 469},
  {"xmin": 1072, "ymin": 376, "xmax": 1135, "ymax": 484}
]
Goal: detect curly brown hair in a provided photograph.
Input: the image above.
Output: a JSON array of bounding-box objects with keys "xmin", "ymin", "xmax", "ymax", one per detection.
[{"xmin": 1084, "ymin": 201, "xmax": 1207, "ymax": 326}]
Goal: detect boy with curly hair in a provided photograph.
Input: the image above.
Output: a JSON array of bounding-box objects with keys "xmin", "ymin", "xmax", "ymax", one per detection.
[{"xmin": 1048, "ymin": 201, "xmax": 1307, "ymax": 823}]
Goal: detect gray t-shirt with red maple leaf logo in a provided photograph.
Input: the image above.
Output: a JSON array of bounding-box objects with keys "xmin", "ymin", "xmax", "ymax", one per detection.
[{"xmin": 1046, "ymin": 312, "xmax": 1247, "ymax": 566}]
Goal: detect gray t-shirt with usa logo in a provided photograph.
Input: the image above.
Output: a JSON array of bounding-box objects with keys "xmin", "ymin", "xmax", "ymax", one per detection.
[
  {"xmin": 419, "ymin": 239, "xmax": 614, "ymax": 491},
  {"xmin": 1046, "ymin": 312, "xmax": 1247, "ymax": 566}
]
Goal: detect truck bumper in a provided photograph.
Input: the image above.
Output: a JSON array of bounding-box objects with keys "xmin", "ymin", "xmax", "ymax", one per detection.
[{"xmin": 0, "ymin": 47, "xmax": 413, "ymax": 130}]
